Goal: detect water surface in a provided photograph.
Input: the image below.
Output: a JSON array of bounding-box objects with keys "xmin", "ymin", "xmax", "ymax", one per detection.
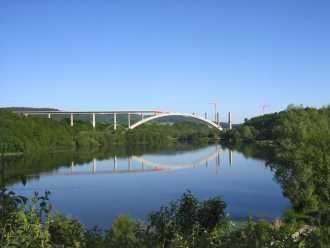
[{"xmin": 4, "ymin": 144, "xmax": 290, "ymax": 228}]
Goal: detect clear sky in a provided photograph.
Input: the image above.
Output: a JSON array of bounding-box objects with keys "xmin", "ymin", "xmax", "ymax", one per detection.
[{"xmin": 1, "ymin": 0, "xmax": 329, "ymax": 122}]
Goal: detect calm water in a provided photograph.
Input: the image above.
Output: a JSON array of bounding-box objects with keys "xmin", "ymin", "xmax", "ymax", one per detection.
[{"xmin": 4, "ymin": 144, "xmax": 290, "ymax": 228}]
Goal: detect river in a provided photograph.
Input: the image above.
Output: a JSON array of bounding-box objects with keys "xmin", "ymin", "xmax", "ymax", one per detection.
[{"xmin": 2, "ymin": 144, "xmax": 290, "ymax": 228}]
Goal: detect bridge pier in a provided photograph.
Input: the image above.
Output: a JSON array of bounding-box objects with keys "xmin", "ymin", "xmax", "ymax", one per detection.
[
  {"xmin": 92, "ymin": 113, "xmax": 96, "ymax": 128},
  {"xmin": 228, "ymin": 112, "xmax": 232, "ymax": 130},
  {"xmin": 114, "ymin": 113, "xmax": 117, "ymax": 130},
  {"xmin": 48, "ymin": 113, "xmax": 51, "ymax": 119},
  {"xmin": 128, "ymin": 113, "xmax": 131, "ymax": 128},
  {"xmin": 70, "ymin": 113, "xmax": 74, "ymax": 127}
]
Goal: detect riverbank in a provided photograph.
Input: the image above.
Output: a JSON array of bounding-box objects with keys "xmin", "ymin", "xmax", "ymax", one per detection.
[{"xmin": 220, "ymin": 106, "xmax": 330, "ymax": 229}]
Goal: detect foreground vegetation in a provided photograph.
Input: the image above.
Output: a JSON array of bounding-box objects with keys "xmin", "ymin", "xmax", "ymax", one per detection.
[
  {"xmin": 221, "ymin": 105, "xmax": 330, "ymax": 245},
  {"xmin": 0, "ymin": 110, "xmax": 219, "ymax": 154},
  {"xmin": 1, "ymin": 190, "xmax": 326, "ymax": 248}
]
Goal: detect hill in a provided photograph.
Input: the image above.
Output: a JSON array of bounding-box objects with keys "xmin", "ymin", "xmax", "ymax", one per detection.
[{"xmin": 1, "ymin": 107, "xmax": 59, "ymax": 111}]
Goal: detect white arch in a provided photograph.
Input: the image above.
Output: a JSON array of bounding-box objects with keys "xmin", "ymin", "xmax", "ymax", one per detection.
[{"xmin": 129, "ymin": 112, "xmax": 222, "ymax": 130}]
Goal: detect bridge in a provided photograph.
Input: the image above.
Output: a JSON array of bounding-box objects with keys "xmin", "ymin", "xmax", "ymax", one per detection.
[{"xmin": 15, "ymin": 110, "xmax": 233, "ymax": 131}]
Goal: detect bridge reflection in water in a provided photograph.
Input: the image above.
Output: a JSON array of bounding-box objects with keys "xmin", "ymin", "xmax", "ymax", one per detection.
[{"xmin": 64, "ymin": 147, "xmax": 234, "ymax": 176}]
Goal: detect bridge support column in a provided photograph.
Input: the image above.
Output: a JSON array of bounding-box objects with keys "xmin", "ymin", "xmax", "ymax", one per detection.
[
  {"xmin": 216, "ymin": 112, "xmax": 220, "ymax": 126},
  {"xmin": 228, "ymin": 112, "xmax": 232, "ymax": 130},
  {"xmin": 204, "ymin": 112, "xmax": 207, "ymax": 119},
  {"xmin": 70, "ymin": 113, "xmax": 74, "ymax": 127},
  {"xmin": 114, "ymin": 113, "xmax": 117, "ymax": 130},
  {"xmin": 128, "ymin": 113, "xmax": 131, "ymax": 128},
  {"xmin": 48, "ymin": 113, "xmax": 51, "ymax": 119},
  {"xmin": 141, "ymin": 112, "xmax": 144, "ymax": 120},
  {"xmin": 92, "ymin": 113, "xmax": 96, "ymax": 128}
]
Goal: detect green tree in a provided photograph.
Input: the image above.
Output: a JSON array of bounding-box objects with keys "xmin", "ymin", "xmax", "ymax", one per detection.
[{"xmin": 106, "ymin": 215, "xmax": 145, "ymax": 248}]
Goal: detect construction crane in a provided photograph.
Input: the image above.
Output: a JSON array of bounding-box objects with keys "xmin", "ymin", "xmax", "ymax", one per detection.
[
  {"xmin": 261, "ymin": 105, "xmax": 270, "ymax": 115},
  {"xmin": 209, "ymin": 102, "xmax": 218, "ymax": 124}
]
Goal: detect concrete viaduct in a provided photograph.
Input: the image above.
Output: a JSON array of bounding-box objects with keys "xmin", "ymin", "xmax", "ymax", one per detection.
[{"xmin": 15, "ymin": 110, "xmax": 233, "ymax": 131}]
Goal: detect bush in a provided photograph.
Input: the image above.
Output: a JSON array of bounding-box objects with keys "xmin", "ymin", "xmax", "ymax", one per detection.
[
  {"xmin": 0, "ymin": 189, "xmax": 326, "ymax": 248},
  {"xmin": 148, "ymin": 191, "xmax": 228, "ymax": 247},
  {"xmin": 49, "ymin": 215, "xmax": 86, "ymax": 247},
  {"xmin": 106, "ymin": 215, "xmax": 145, "ymax": 248}
]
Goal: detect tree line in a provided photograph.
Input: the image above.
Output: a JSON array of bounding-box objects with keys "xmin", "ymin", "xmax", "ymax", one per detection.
[{"xmin": 221, "ymin": 105, "xmax": 329, "ymax": 244}]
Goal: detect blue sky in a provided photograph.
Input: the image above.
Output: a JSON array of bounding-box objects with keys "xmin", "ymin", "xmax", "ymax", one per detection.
[{"xmin": 1, "ymin": 0, "xmax": 329, "ymax": 122}]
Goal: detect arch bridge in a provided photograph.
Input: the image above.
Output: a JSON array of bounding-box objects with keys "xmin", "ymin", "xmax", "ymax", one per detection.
[
  {"xmin": 14, "ymin": 110, "xmax": 233, "ymax": 131},
  {"xmin": 130, "ymin": 112, "xmax": 222, "ymax": 130}
]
